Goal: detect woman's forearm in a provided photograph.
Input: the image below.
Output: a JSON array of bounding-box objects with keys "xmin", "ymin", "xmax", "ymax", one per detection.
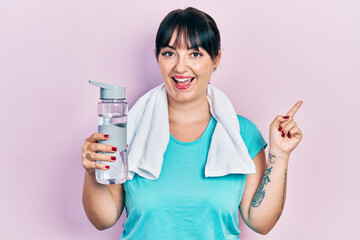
[
  {"xmin": 82, "ymin": 172, "xmax": 121, "ymax": 230},
  {"xmin": 248, "ymin": 146, "xmax": 289, "ymax": 234}
]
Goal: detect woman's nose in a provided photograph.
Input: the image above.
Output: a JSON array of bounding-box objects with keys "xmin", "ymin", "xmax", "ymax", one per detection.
[{"xmin": 173, "ymin": 55, "xmax": 188, "ymax": 73}]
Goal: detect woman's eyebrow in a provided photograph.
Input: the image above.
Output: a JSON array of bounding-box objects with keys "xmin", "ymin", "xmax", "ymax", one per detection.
[
  {"xmin": 163, "ymin": 44, "xmax": 200, "ymax": 51},
  {"xmin": 164, "ymin": 45, "xmax": 176, "ymax": 50},
  {"xmin": 188, "ymin": 46, "xmax": 200, "ymax": 50}
]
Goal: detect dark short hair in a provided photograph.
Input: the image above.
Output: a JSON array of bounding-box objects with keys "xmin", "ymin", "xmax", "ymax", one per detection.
[{"xmin": 155, "ymin": 7, "xmax": 221, "ymax": 61}]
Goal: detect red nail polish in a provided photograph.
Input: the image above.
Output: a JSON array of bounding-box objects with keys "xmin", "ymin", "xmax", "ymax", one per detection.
[
  {"xmin": 104, "ymin": 134, "xmax": 109, "ymax": 138},
  {"xmin": 283, "ymin": 116, "xmax": 289, "ymax": 119},
  {"xmin": 281, "ymin": 132, "xmax": 285, "ymax": 137},
  {"xmin": 105, "ymin": 165, "xmax": 110, "ymax": 169},
  {"xmin": 111, "ymin": 156, "xmax": 116, "ymax": 160},
  {"xmin": 112, "ymin": 147, "xmax": 117, "ymax": 151},
  {"xmin": 278, "ymin": 126, "xmax": 282, "ymax": 131}
]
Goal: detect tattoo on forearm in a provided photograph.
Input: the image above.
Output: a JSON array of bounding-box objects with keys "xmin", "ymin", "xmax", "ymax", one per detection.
[
  {"xmin": 275, "ymin": 169, "xmax": 287, "ymax": 221},
  {"xmin": 251, "ymin": 166, "xmax": 273, "ymax": 207},
  {"xmin": 269, "ymin": 153, "xmax": 276, "ymax": 164},
  {"xmin": 251, "ymin": 153, "xmax": 277, "ymax": 208}
]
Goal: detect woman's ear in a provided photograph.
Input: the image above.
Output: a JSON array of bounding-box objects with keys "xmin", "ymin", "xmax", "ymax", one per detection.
[{"xmin": 213, "ymin": 50, "xmax": 222, "ymax": 71}]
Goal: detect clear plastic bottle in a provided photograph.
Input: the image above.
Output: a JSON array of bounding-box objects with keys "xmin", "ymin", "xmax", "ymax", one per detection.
[{"xmin": 89, "ymin": 80, "xmax": 128, "ymax": 184}]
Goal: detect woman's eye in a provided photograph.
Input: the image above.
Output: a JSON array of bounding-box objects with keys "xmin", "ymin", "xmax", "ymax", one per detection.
[
  {"xmin": 191, "ymin": 52, "xmax": 202, "ymax": 58},
  {"xmin": 161, "ymin": 51, "xmax": 174, "ymax": 57}
]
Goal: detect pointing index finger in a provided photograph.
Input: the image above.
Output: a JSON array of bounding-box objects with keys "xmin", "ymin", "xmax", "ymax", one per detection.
[{"xmin": 285, "ymin": 100, "xmax": 303, "ymax": 117}]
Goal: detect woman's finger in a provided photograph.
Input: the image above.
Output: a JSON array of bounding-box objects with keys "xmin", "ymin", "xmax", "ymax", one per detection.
[
  {"xmin": 285, "ymin": 100, "xmax": 303, "ymax": 117},
  {"xmin": 85, "ymin": 132, "xmax": 109, "ymax": 144},
  {"xmin": 276, "ymin": 116, "xmax": 292, "ymax": 129},
  {"xmin": 92, "ymin": 161, "xmax": 111, "ymax": 170},
  {"xmin": 82, "ymin": 151, "xmax": 116, "ymax": 162},
  {"xmin": 271, "ymin": 115, "xmax": 292, "ymax": 129},
  {"xmin": 282, "ymin": 121, "xmax": 296, "ymax": 138},
  {"xmin": 290, "ymin": 126, "xmax": 303, "ymax": 140},
  {"xmin": 83, "ymin": 158, "xmax": 110, "ymax": 171},
  {"xmin": 88, "ymin": 142, "xmax": 117, "ymax": 153}
]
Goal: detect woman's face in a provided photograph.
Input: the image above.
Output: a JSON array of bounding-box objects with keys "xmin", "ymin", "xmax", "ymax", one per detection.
[{"xmin": 158, "ymin": 32, "xmax": 221, "ymax": 105}]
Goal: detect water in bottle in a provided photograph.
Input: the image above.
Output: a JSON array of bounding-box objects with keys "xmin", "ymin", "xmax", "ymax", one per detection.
[{"xmin": 89, "ymin": 80, "xmax": 128, "ymax": 184}]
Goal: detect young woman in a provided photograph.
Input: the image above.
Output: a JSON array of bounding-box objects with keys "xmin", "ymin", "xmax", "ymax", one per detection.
[{"xmin": 82, "ymin": 7, "xmax": 303, "ymax": 239}]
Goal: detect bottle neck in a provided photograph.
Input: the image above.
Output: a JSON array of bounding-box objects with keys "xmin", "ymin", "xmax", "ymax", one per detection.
[{"xmin": 100, "ymin": 99, "xmax": 126, "ymax": 102}]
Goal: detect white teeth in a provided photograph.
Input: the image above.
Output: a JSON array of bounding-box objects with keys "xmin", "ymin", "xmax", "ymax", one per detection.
[{"xmin": 174, "ymin": 78, "xmax": 193, "ymax": 82}]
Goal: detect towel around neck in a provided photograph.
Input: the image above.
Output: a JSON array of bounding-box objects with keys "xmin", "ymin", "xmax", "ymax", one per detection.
[{"xmin": 126, "ymin": 83, "xmax": 256, "ymax": 181}]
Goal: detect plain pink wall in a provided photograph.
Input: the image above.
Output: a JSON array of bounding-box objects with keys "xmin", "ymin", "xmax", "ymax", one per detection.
[{"xmin": 1, "ymin": 0, "xmax": 359, "ymax": 239}]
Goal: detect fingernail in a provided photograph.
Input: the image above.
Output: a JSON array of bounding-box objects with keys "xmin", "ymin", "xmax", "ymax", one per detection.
[
  {"xmin": 104, "ymin": 134, "xmax": 109, "ymax": 138},
  {"xmin": 283, "ymin": 116, "xmax": 289, "ymax": 119},
  {"xmin": 288, "ymin": 132, "xmax": 291, "ymax": 138},
  {"xmin": 105, "ymin": 165, "xmax": 110, "ymax": 169},
  {"xmin": 278, "ymin": 126, "xmax": 282, "ymax": 131},
  {"xmin": 281, "ymin": 132, "xmax": 285, "ymax": 137},
  {"xmin": 111, "ymin": 156, "xmax": 116, "ymax": 160},
  {"xmin": 112, "ymin": 147, "xmax": 117, "ymax": 151}
]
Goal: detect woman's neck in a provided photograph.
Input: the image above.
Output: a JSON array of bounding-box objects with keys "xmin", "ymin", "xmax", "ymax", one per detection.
[{"xmin": 167, "ymin": 94, "xmax": 211, "ymax": 124}]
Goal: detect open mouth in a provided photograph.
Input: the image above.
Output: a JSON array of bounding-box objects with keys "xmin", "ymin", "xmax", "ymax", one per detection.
[{"xmin": 171, "ymin": 77, "xmax": 195, "ymax": 89}]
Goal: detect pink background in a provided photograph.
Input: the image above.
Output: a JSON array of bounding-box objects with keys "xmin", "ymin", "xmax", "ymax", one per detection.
[{"xmin": 1, "ymin": 0, "xmax": 359, "ymax": 239}]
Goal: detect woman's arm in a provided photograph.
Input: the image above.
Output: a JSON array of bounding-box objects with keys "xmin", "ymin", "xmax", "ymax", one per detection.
[
  {"xmin": 81, "ymin": 133, "xmax": 125, "ymax": 230},
  {"xmin": 239, "ymin": 148, "xmax": 288, "ymax": 235},
  {"xmin": 239, "ymin": 101, "xmax": 303, "ymax": 235},
  {"xmin": 82, "ymin": 172, "xmax": 125, "ymax": 230}
]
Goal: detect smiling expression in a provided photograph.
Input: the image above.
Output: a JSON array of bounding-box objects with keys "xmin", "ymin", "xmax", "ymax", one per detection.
[{"xmin": 157, "ymin": 31, "xmax": 221, "ymax": 105}]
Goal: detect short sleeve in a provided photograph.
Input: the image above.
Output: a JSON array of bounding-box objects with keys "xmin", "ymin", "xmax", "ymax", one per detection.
[{"xmin": 237, "ymin": 114, "xmax": 268, "ymax": 159}]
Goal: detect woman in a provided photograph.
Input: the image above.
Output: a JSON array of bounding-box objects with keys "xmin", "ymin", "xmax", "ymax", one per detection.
[{"xmin": 82, "ymin": 7, "xmax": 303, "ymax": 239}]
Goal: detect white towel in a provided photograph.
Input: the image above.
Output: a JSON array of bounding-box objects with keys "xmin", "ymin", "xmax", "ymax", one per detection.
[{"xmin": 126, "ymin": 83, "xmax": 256, "ymax": 181}]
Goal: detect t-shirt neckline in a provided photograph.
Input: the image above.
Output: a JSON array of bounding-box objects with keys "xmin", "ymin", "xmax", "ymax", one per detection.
[{"xmin": 170, "ymin": 116, "xmax": 216, "ymax": 146}]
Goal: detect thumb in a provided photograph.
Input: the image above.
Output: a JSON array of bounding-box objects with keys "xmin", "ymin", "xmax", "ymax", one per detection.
[{"xmin": 272, "ymin": 115, "xmax": 291, "ymax": 126}]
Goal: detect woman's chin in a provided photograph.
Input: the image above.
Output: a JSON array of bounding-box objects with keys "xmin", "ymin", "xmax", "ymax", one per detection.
[{"xmin": 170, "ymin": 88, "xmax": 209, "ymax": 104}]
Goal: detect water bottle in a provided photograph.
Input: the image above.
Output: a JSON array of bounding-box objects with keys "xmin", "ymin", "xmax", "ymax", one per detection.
[{"xmin": 89, "ymin": 80, "xmax": 128, "ymax": 184}]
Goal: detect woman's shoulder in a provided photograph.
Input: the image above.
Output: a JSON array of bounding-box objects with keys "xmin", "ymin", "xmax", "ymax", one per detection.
[
  {"xmin": 236, "ymin": 114, "xmax": 268, "ymax": 158},
  {"xmin": 235, "ymin": 114, "xmax": 264, "ymax": 142},
  {"xmin": 236, "ymin": 114, "xmax": 258, "ymax": 130}
]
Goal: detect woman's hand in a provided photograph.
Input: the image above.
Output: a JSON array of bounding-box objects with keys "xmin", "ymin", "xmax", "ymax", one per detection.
[
  {"xmin": 269, "ymin": 101, "xmax": 303, "ymax": 157},
  {"xmin": 81, "ymin": 133, "xmax": 118, "ymax": 176}
]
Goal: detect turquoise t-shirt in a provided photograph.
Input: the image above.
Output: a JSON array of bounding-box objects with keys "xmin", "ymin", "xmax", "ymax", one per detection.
[{"xmin": 120, "ymin": 115, "xmax": 268, "ymax": 240}]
